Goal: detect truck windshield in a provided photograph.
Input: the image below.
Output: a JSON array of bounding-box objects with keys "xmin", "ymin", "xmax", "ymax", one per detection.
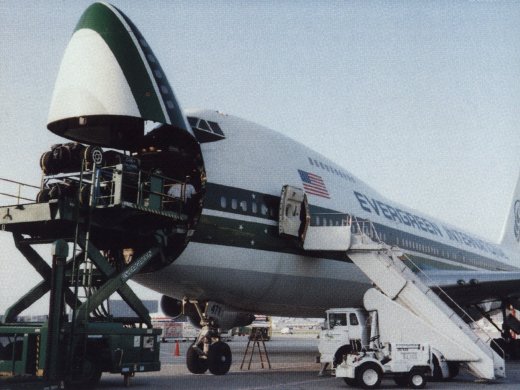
[{"xmin": 328, "ymin": 313, "xmax": 347, "ymax": 328}]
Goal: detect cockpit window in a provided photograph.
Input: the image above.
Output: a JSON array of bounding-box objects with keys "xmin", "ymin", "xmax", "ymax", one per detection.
[
  {"xmin": 187, "ymin": 116, "xmax": 226, "ymax": 143},
  {"xmin": 198, "ymin": 120, "xmax": 210, "ymax": 131},
  {"xmin": 187, "ymin": 117, "xmax": 198, "ymax": 127},
  {"xmin": 208, "ymin": 121, "xmax": 224, "ymax": 136}
]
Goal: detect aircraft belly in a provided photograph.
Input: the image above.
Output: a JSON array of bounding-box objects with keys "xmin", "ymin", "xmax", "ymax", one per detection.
[{"xmin": 133, "ymin": 242, "xmax": 371, "ymax": 317}]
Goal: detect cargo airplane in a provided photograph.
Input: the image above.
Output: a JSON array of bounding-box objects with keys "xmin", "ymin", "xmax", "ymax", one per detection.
[{"xmin": 30, "ymin": 2, "xmax": 520, "ymax": 376}]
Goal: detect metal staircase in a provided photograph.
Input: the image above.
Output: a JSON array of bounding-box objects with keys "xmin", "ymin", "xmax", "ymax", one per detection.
[{"xmin": 345, "ymin": 219, "xmax": 505, "ymax": 380}]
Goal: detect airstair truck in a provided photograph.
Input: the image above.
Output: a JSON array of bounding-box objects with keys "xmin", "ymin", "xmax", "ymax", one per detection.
[
  {"xmin": 279, "ymin": 187, "xmax": 505, "ymax": 382},
  {"xmin": 302, "ymin": 215, "xmax": 506, "ymax": 384},
  {"xmin": 319, "ymin": 306, "xmax": 451, "ymax": 388}
]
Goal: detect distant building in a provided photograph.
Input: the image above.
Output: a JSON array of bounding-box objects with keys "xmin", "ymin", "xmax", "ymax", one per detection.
[{"xmin": 109, "ymin": 299, "xmax": 158, "ymax": 317}]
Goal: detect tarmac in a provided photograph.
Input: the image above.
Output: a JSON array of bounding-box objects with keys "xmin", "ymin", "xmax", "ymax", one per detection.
[{"xmin": 96, "ymin": 335, "xmax": 520, "ymax": 389}]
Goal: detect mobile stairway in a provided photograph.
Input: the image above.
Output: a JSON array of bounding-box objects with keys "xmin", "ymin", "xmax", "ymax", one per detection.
[{"xmin": 305, "ymin": 218, "xmax": 505, "ymax": 380}]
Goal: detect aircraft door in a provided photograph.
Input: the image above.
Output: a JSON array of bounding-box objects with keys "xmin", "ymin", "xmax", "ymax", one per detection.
[{"xmin": 278, "ymin": 185, "xmax": 310, "ymax": 242}]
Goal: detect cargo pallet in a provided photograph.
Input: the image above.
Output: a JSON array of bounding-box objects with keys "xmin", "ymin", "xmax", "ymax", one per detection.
[{"xmin": 0, "ymin": 160, "xmax": 188, "ymax": 388}]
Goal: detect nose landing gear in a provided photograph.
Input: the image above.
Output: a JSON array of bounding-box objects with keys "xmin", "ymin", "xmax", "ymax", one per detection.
[{"xmin": 184, "ymin": 300, "xmax": 233, "ymax": 375}]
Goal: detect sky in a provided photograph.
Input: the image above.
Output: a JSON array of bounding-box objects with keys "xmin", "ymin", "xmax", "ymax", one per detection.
[{"xmin": 1, "ymin": 0, "xmax": 520, "ymax": 314}]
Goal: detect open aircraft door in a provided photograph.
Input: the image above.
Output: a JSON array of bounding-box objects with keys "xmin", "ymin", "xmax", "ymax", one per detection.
[{"xmin": 278, "ymin": 185, "xmax": 310, "ymax": 242}]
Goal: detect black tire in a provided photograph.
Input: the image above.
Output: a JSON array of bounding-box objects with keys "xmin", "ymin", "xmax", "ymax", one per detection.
[
  {"xmin": 80, "ymin": 184, "xmax": 91, "ymax": 206},
  {"xmin": 394, "ymin": 375, "xmax": 408, "ymax": 386},
  {"xmin": 36, "ymin": 189, "xmax": 50, "ymax": 203},
  {"xmin": 343, "ymin": 377, "xmax": 357, "ymax": 386},
  {"xmin": 447, "ymin": 362, "xmax": 459, "ymax": 379},
  {"xmin": 48, "ymin": 184, "xmax": 62, "ymax": 200},
  {"xmin": 207, "ymin": 341, "xmax": 232, "ymax": 375},
  {"xmin": 40, "ymin": 151, "xmax": 55, "ymax": 174},
  {"xmin": 333, "ymin": 345, "xmax": 353, "ymax": 367},
  {"xmin": 186, "ymin": 344, "xmax": 208, "ymax": 374},
  {"xmin": 84, "ymin": 146, "xmax": 103, "ymax": 167},
  {"xmin": 408, "ymin": 370, "xmax": 427, "ymax": 389},
  {"xmin": 356, "ymin": 362, "xmax": 382, "ymax": 389},
  {"xmin": 65, "ymin": 358, "xmax": 102, "ymax": 389}
]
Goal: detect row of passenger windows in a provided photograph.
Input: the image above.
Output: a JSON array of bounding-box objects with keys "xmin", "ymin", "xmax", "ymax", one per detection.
[
  {"xmin": 308, "ymin": 157, "xmax": 355, "ymax": 183},
  {"xmin": 220, "ymin": 196, "xmax": 276, "ymax": 217},
  {"xmin": 217, "ymin": 192, "xmax": 476, "ymax": 265},
  {"xmin": 397, "ymin": 237, "xmax": 441, "ymax": 257},
  {"xmin": 314, "ymin": 216, "xmax": 348, "ymax": 227},
  {"xmin": 397, "ymin": 237, "xmax": 475, "ymax": 265}
]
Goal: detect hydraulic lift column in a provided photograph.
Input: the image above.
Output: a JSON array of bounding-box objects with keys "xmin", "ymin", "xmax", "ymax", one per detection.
[{"xmin": 46, "ymin": 240, "xmax": 68, "ymax": 383}]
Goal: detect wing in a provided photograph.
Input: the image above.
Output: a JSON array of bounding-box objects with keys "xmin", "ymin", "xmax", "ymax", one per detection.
[{"xmin": 425, "ymin": 270, "xmax": 520, "ymax": 306}]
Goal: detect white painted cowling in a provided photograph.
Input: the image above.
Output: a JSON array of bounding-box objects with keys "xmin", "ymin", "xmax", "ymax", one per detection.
[{"xmin": 47, "ymin": 2, "xmax": 195, "ymax": 149}]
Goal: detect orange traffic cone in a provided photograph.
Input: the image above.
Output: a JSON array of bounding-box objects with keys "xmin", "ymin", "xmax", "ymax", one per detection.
[{"xmin": 174, "ymin": 340, "xmax": 180, "ymax": 357}]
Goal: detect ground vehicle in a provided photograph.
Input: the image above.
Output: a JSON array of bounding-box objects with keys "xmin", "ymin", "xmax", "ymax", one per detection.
[
  {"xmin": 318, "ymin": 308, "xmax": 369, "ymax": 370},
  {"xmin": 152, "ymin": 317, "xmax": 198, "ymax": 342},
  {"xmin": 318, "ymin": 307, "xmax": 450, "ymax": 382},
  {"xmin": 336, "ymin": 342, "xmax": 432, "ymax": 389}
]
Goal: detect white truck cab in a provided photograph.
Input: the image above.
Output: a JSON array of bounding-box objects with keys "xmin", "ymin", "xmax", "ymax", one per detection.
[{"xmin": 318, "ymin": 308, "xmax": 370, "ymax": 373}]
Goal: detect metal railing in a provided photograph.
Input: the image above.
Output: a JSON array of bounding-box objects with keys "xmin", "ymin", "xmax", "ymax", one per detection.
[
  {"xmin": 0, "ymin": 177, "xmax": 39, "ymax": 205},
  {"xmin": 348, "ymin": 216, "xmax": 504, "ymax": 361},
  {"xmin": 41, "ymin": 164, "xmax": 189, "ymax": 219}
]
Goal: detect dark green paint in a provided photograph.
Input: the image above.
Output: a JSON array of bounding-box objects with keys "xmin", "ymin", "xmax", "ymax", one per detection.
[{"xmin": 75, "ymin": 3, "xmax": 165, "ymax": 122}]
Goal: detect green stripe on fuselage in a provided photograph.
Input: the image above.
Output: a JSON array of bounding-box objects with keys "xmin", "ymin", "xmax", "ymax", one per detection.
[
  {"xmin": 74, "ymin": 3, "xmax": 165, "ymax": 122},
  {"xmin": 192, "ymin": 213, "xmax": 474, "ymax": 271},
  {"xmin": 193, "ymin": 214, "xmax": 348, "ymax": 261}
]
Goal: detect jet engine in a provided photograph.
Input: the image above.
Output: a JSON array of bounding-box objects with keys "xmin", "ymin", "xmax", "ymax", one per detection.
[
  {"xmin": 160, "ymin": 295, "xmax": 184, "ymax": 319},
  {"xmin": 161, "ymin": 297, "xmax": 255, "ymax": 332}
]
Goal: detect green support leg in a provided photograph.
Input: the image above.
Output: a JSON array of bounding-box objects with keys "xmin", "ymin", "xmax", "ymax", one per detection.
[
  {"xmin": 4, "ymin": 234, "xmax": 82, "ymax": 321},
  {"xmin": 75, "ymin": 246, "xmax": 161, "ymax": 324},
  {"xmin": 77, "ymin": 234, "xmax": 154, "ymax": 326},
  {"xmin": 45, "ymin": 240, "xmax": 68, "ymax": 382},
  {"xmin": 4, "ymin": 280, "xmax": 50, "ymax": 323}
]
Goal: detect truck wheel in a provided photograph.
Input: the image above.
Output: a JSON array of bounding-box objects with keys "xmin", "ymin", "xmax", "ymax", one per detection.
[
  {"xmin": 408, "ymin": 370, "xmax": 427, "ymax": 389},
  {"xmin": 333, "ymin": 345, "xmax": 352, "ymax": 367},
  {"xmin": 65, "ymin": 358, "xmax": 102, "ymax": 389},
  {"xmin": 356, "ymin": 363, "xmax": 382, "ymax": 389},
  {"xmin": 207, "ymin": 341, "xmax": 232, "ymax": 375},
  {"xmin": 186, "ymin": 344, "xmax": 208, "ymax": 374}
]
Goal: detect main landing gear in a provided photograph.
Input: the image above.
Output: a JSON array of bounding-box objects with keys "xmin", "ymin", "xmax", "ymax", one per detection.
[
  {"xmin": 185, "ymin": 300, "xmax": 233, "ymax": 375},
  {"xmin": 488, "ymin": 301, "xmax": 520, "ymax": 360}
]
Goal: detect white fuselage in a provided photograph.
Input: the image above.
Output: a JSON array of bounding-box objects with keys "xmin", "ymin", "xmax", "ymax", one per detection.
[{"xmin": 134, "ymin": 109, "xmax": 519, "ymax": 317}]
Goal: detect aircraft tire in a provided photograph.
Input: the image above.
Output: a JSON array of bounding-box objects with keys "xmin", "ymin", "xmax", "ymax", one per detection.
[
  {"xmin": 207, "ymin": 341, "xmax": 232, "ymax": 375},
  {"xmin": 186, "ymin": 344, "xmax": 208, "ymax": 374},
  {"xmin": 36, "ymin": 188, "xmax": 51, "ymax": 203},
  {"xmin": 40, "ymin": 151, "xmax": 55, "ymax": 174}
]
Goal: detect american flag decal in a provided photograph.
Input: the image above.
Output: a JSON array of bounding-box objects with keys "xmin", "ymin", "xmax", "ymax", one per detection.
[{"xmin": 298, "ymin": 170, "xmax": 330, "ymax": 198}]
